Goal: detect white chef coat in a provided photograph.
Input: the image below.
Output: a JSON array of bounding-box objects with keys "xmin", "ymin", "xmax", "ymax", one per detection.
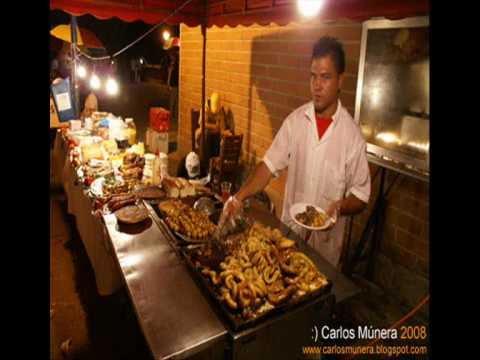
[{"xmin": 263, "ymin": 100, "xmax": 371, "ymax": 268}]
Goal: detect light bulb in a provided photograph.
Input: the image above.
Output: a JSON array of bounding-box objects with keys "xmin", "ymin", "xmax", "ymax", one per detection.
[
  {"xmin": 106, "ymin": 78, "xmax": 119, "ymax": 96},
  {"xmin": 297, "ymin": 0, "xmax": 324, "ymax": 18},
  {"xmin": 90, "ymin": 74, "xmax": 101, "ymax": 90},
  {"xmin": 163, "ymin": 30, "xmax": 171, "ymax": 41},
  {"xmin": 77, "ymin": 65, "xmax": 87, "ymax": 78},
  {"xmin": 139, "ymin": 58, "xmax": 144, "ymax": 65}
]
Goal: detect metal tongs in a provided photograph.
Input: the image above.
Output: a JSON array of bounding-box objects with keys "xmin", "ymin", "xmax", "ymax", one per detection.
[
  {"xmin": 212, "ymin": 208, "xmax": 248, "ymax": 247},
  {"xmin": 212, "ymin": 215, "xmax": 235, "ymax": 247}
]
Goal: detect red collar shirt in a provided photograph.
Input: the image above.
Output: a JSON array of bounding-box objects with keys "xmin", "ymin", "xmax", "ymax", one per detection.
[{"xmin": 263, "ymin": 100, "xmax": 371, "ymax": 267}]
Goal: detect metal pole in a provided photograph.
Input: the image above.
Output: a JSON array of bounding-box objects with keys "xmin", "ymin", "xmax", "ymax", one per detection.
[
  {"xmin": 365, "ymin": 167, "xmax": 386, "ymax": 280},
  {"xmin": 70, "ymin": 16, "xmax": 79, "ymax": 118},
  {"xmin": 346, "ymin": 167, "xmax": 386, "ymax": 276},
  {"xmin": 200, "ymin": 21, "xmax": 206, "ymax": 164}
]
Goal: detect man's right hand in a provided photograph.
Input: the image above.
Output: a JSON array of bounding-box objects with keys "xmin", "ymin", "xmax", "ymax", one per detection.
[
  {"xmin": 218, "ymin": 195, "xmax": 243, "ymax": 229},
  {"xmin": 217, "ymin": 161, "xmax": 274, "ymax": 230}
]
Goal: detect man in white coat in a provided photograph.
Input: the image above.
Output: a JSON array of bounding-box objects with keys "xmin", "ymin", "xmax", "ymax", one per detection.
[{"xmin": 221, "ymin": 37, "xmax": 371, "ymax": 268}]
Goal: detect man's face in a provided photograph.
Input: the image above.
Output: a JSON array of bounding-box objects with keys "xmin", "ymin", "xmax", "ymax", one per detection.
[{"xmin": 310, "ymin": 55, "xmax": 343, "ymax": 115}]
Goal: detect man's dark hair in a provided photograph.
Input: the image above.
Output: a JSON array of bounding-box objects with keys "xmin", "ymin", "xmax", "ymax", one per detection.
[{"xmin": 312, "ymin": 36, "xmax": 346, "ymax": 75}]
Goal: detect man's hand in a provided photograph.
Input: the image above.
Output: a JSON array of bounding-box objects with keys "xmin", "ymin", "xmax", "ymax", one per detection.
[
  {"xmin": 218, "ymin": 195, "xmax": 243, "ymax": 229},
  {"xmin": 326, "ymin": 200, "xmax": 342, "ymax": 220},
  {"xmin": 322, "ymin": 194, "xmax": 368, "ymax": 230},
  {"xmin": 323, "ymin": 200, "xmax": 342, "ymax": 230},
  {"xmin": 217, "ymin": 161, "xmax": 273, "ymax": 229}
]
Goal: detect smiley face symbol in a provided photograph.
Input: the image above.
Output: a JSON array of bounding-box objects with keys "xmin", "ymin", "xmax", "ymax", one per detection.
[{"xmin": 311, "ymin": 326, "xmax": 318, "ymax": 342}]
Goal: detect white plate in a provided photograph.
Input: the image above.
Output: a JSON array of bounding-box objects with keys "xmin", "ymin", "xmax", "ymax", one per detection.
[
  {"xmin": 90, "ymin": 177, "xmax": 105, "ymax": 197},
  {"xmin": 290, "ymin": 202, "xmax": 333, "ymax": 231}
]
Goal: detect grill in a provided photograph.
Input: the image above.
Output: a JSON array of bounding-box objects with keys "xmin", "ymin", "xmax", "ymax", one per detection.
[{"xmin": 146, "ymin": 197, "xmax": 334, "ymax": 333}]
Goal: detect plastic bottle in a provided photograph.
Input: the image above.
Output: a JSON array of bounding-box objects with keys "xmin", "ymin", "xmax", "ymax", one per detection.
[
  {"xmin": 125, "ymin": 118, "xmax": 137, "ymax": 145},
  {"xmin": 158, "ymin": 152, "xmax": 168, "ymax": 181},
  {"xmin": 143, "ymin": 153, "xmax": 157, "ymax": 185}
]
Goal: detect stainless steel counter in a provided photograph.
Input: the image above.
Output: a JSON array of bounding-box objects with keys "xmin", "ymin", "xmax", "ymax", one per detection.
[{"xmin": 103, "ymin": 210, "xmax": 228, "ymax": 360}]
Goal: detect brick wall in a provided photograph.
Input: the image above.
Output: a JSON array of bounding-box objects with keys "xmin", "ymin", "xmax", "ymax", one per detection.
[
  {"xmin": 179, "ymin": 21, "xmax": 429, "ymax": 315},
  {"xmin": 349, "ymin": 163, "xmax": 429, "ymax": 317}
]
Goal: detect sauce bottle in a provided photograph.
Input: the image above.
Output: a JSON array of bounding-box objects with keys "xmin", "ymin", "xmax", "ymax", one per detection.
[{"xmin": 125, "ymin": 118, "xmax": 137, "ymax": 145}]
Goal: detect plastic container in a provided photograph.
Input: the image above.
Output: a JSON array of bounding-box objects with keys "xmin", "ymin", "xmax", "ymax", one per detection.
[
  {"xmin": 70, "ymin": 120, "xmax": 82, "ymax": 131},
  {"xmin": 109, "ymin": 118, "xmax": 124, "ymax": 141}
]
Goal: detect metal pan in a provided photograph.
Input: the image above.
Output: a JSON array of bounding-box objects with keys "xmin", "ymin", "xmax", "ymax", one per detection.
[{"xmin": 181, "ymin": 245, "xmax": 333, "ymax": 333}]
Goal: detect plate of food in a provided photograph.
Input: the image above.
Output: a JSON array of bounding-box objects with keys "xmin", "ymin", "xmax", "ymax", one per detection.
[{"xmin": 290, "ymin": 203, "xmax": 333, "ymax": 231}]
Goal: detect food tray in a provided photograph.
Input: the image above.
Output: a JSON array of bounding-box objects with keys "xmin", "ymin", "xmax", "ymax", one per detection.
[
  {"xmin": 181, "ymin": 245, "xmax": 333, "ymax": 333},
  {"xmin": 152, "ymin": 196, "xmax": 222, "ymax": 245},
  {"xmin": 152, "ymin": 207, "xmax": 206, "ymax": 244}
]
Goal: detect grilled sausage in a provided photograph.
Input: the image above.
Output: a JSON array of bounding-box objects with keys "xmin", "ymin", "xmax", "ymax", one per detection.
[{"xmin": 109, "ymin": 198, "xmax": 136, "ymax": 212}]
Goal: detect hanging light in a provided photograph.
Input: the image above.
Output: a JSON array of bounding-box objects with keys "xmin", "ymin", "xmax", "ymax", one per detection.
[
  {"xmin": 297, "ymin": 0, "xmax": 324, "ymax": 18},
  {"xmin": 139, "ymin": 58, "xmax": 144, "ymax": 65},
  {"xmin": 77, "ymin": 65, "xmax": 87, "ymax": 78},
  {"xmin": 90, "ymin": 74, "xmax": 101, "ymax": 90},
  {"xmin": 106, "ymin": 78, "xmax": 119, "ymax": 96},
  {"xmin": 162, "ymin": 30, "xmax": 171, "ymax": 41}
]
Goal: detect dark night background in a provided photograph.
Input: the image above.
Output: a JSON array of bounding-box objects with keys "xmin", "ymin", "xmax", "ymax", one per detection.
[
  {"xmin": 50, "ymin": 9, "xmax": 180, "ymax": 141},
  {"xmin": 50, "ymin": 9, "xmax": 179, "ymax": 82}
]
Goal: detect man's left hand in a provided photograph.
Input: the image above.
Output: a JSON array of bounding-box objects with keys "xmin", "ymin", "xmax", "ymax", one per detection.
[
  {"xmin": 325, "ymin": 200, "xmax": 342, "ymax": 229},
  {"xmin": 326, "ymin": 200, "xmax": 341, "ymax": 217}
]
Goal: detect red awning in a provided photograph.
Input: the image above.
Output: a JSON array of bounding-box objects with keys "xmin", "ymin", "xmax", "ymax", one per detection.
[
  {"xmin": 207, "ymin": 0, "xmax": 430, "ymax": 27},
  {"xmin": 50, "ymin": 0, "xmax": 206, "ymax": 26},
  {"xmin": 51, "ymin": 0, "xmax": 429, "ymax": 27}
]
